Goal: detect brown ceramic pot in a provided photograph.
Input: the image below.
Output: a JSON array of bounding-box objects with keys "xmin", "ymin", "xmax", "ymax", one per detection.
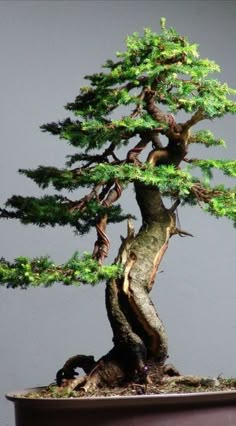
[{"xmin": 6, "ymin": 387, "xmax": 236, "ymax": 426}]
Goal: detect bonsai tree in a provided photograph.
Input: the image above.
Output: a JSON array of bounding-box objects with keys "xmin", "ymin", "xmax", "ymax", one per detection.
[{"xmin": 1, "ymin": 19, "xmax": 235, "ymax": 394}]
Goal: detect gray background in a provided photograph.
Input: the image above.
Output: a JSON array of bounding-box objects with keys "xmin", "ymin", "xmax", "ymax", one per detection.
[{"xmin": 0, "ymin": 1, "xmax": 235, "ymax": 424}]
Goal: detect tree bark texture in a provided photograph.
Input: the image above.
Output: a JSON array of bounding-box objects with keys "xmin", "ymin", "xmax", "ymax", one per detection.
[
  {"xmin": 105, "ymin": 183, "xmax": 175, "ymax": 375},
  {"xmin": 57, "ymin": 183, "xmax": 176, "ymax": 391}
]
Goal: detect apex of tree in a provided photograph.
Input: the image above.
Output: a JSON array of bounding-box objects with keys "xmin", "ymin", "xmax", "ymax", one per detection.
[{"xmin": 160, "ymin": 17, "xmax": 167, "ymax": 31}]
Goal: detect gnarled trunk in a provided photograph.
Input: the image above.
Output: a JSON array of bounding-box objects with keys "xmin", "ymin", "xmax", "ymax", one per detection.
[
  {"xmin": 57, "ymin": 183, "xmax": 176, "ymax": 391},
  {"xmin": 105, "ymin": 183, "xmax": 175, "ymax": 377}
]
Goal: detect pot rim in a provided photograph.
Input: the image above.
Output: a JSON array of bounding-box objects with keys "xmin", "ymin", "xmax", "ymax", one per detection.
[{"xmin": 6, "ymin": 387, "xmax": 236, "ymax": 409}]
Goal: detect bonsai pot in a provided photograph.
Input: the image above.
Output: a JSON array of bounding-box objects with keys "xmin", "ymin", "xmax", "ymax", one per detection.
[{"xmin": 6, "ymin": 387, "xmax": 236, "ymax": 426}]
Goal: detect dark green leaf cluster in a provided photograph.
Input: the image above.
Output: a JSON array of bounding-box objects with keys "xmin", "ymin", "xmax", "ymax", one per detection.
[
  {"xmin": 65, "ymin": 85, "xmax": 136, "ymax": 119},
  {"xmin": 0, "ymin": 195, "xmax": 131, "ymax": 233},
  {"xmin": 41, "ymin": 118, "xmax": 121, "ymax": 151},
  {"xmin": 0, "ymin": 252, "xmax": 124, "ymax": 288},
  {"xmin": 19, "ymin": 167, "xmax": 80, "ymax": 191},
  {"xmin": 18, "ymin": 163, "xmax": 197, "ymax": 194},
  {"xmin": 41, "ymin": 115, "xmax": 168, "ymax": 152},
  {"xmin": 16, "ymin": 162, "xmax": 236, "ymax": 221}
]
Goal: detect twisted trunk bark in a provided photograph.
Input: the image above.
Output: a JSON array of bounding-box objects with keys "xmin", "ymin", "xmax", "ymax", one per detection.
[
  {"xmin": 105, "ymin": 183, "xmax": 175, "ymax": 376},
  {"xmin": 57, "ymin": 183, "xmax": 176, "ymax": 392}
]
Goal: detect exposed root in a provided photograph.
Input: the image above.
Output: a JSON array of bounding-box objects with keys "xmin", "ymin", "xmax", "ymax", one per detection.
[
  {"xmin": 56, "ymin": 354, "xmax": 96, "ymax": 385},
  {"xmin": 55, "ymin": 354, "xmax": 220, "ymax": 397},
  {"xmin": 57, "ymin": 352, "xmax": 128, "ymax": 392},
  {"xmin": 163, "ymin": 363, "xmax": 181, "ymax": 377}
]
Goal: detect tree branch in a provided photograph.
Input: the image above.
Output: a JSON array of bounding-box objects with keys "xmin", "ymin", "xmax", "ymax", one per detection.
[
  {"xmin": 126, "ymin": 133, "xmax": 151, "ymax": 164},
  {"xmin": 93, "ymin": 181, "xmax": 123, "ymax": 264},
  {"xmin": 144, "ymin": 88, "xmax": 176, "ymax": 131},
  {"xmin": 183, "ymin": 108, "xmax": 206, "ymax": 130},
  {"xmin": 93, "ymin": 215, "xmax": 110, "ymax": 264}
]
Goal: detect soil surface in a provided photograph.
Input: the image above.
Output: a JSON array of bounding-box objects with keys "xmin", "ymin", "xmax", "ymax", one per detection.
[{"xmin": 23, "ymin": 377, "xmax": 236, "ymax": 399}]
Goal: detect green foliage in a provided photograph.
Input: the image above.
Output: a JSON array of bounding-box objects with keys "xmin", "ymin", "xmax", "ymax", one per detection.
[
  {"xmin": 189, "ymin": 130, "xmax": 226, "ymax": 148},
  {"xmin": 65, "ymin": 86, "xmax": 135, "ymax": 118},
  {"xmin": 41, "ymin": 115, "xmax": 168, "ymax": 151},
  {"xmin": 190, "ymin": 159, "xmax": 236, "ymax": 181},
  {"xmin": 17, "ymin": 163, "xmax": 197, "ymax": 195},
  {"xmin": 0, "ymin": 195, "xmax": 131, "ymax": 233},
  {"xmin": 7, "ymin": 161, "xmax": 236, "ymax": 225},
  {"xmin": 204, "ymin": 190, "xmax": 236, "ymax": 226},
  {"xmin": 18, "ymin": 167, "xmax": 81, "ymax": 191},
  {"xmin": 193, "ymin": 81, "xmax": 236, "ymax": 117},
  {"xmin": 0, "ymin": 252, "xmax": 123, "ymax": 288},
  {"xmin": 41, "ymin": 25, "xmax": 236, "ymax": 151},
  {"xmin": 41, "ymin": 118, "xmax": 121, "ymax": 151},
  {"xmin": 1, "ymin": 20, "xmax": 236, "ymax": 288}
]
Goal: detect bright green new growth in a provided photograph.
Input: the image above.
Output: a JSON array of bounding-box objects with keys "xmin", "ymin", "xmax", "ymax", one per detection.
[
  {"xmin": 0, "ymin": 252, "xmax": 123, "ymax": 288},
  {"xmin": 0, "ymin": 20, "xmax": 235, "ymax": 288}
]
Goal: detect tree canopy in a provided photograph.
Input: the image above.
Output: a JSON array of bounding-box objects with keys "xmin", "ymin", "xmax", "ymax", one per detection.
[{"xmin": 1, "ymin": 20, "xmax": 235, "ymax": 288}]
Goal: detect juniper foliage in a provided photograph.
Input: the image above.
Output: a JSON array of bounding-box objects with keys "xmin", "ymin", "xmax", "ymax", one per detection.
[{"xmin": 0, "ymin": 20, "xmax": 235, "ymax": 287}]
